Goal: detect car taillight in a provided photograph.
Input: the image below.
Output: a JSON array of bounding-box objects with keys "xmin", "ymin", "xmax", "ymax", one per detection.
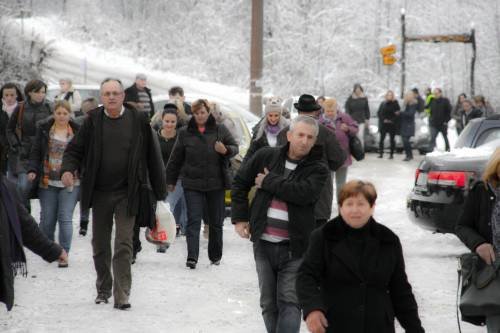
[
  {"xmin": 415, "ymin": 169, "xmax": 421, "ymax": 182},
  {"xmin": 427, "ymin": 171, "xmax": 471, "ymax": 188}
]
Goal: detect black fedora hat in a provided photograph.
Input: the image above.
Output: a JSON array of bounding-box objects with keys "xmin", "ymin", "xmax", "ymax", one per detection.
[{"xmin": 294, "ymin": 94, "xmax": 322, "ymax": 112}]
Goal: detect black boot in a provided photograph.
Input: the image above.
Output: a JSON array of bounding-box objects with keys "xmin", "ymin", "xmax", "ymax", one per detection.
[{"xmin": 79, "ymin": 220, "xmax": 89, "ymax": 236}]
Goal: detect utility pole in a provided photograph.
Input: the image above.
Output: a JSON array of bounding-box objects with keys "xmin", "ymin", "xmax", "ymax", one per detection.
[
  {"xmin": 249, "ymin": 0, "xmax": 263, "ymax": 117},
  {"xmin": 400, "ymin": 8, "xmax": 406, "ymax": 99}
]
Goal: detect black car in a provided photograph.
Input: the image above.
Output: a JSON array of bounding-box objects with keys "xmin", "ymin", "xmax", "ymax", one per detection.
[{"xmin": 406, "ymin": 115, "xmax": 500, "ymax": 233}]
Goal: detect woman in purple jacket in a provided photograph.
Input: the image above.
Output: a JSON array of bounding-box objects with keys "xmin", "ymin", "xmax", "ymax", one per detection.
[{"xmin": 319, "ymin": 98, "xmax": 358, "ymax": 198}]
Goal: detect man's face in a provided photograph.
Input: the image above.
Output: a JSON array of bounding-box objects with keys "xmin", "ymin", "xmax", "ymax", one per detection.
[
  {"xmin": 2, "ymin": 88, "xmax": 17, "ymax": 106},
  {"xmin": 463, "ymin": 101, "xmax": 472, "ymax": 112},
  {"xmin": 135, "ymin": 78, "xmax": 147, "ymax": 90},
  {"xmin": 101, "ymin": 81, "xmax": 125, "ymax": 112},
  {"xmin": 59, "ymin": 80, "xmax": 70, "ymax": 92},
  {"xmin": 286, "ymin": 122, "xmax": 317, "ymax": 159},
  {"xmin": 433, "ymin": 89, "xmax": 442, "ymax": 98},
  {"xmin": 169, "ymin": 93, "xmax": 184, "ymax": 103}
]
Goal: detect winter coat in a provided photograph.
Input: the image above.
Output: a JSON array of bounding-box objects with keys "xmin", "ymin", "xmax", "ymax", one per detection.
[
  {"xmin": 243, "ymin": 116, "xmax": 289, "ymax": 165},
  {"xmin": 377, "ymin": 100, "xmax": 401, "ymax": 132},
  {"xmin": 428, "ymin": 97, "xmax": 451, "ymax": 128},
  {"xmin": 400, "ymin": 103, "xmax": 418, "ymax": 137},
  {"xmin": 231, "ymin": 144, "xmax": 329, "ymax": 258},
  {"xmin": 157, "ymin": 129, "xmax": 177, "ymax": 167},
  {"xmin": 297, "ymin": 216, "xmax": 425, "ymax": 333},
  {"xmin": 6, "ymin": 101, "xmax": 52, "ymax": 175},
  {"xmin": 61, "ymin": 106, "xmax": 167, "ymax": 215},
  {"xmin": 124, "ymin": 83, "xmax": 155, "ymax": 118},
  {"xmin": 278, "ymin": 123, "xmax": 346, "ymax": 220},
  {"xmin": 27, "ymin": 117, "xmax": 80, "ymax": 177},
  {"xmin": 416, "ymin": 96, "xmax": 425, "ymax": 113},
  {"xmin": 464, "ymin": 108, "xmax": 483, "ymax": 126},
  {"xmin": 345, "ymin": 95, "xmax": 370, "ymax": 124},
  {"xmin": 55, "ymin": 89, "xmax": 82, "ymax": 113},
  {"xmin": 455, "ymin": 182, "xmax": 496, "ymax": 252},
  {"xmin": 166, "ymin": 114, "xmax": 238, "ymax": 191},
  {"xmin": 0, "ymin": 110, "xmax": 9, "ymax": 174},
  {"xmin": 0, "ymin": 176, "xmax": 62, "ymax": 311},
  {"xmin": 321, "ymin": 113, "xmax": 358, "ymax": 168}
]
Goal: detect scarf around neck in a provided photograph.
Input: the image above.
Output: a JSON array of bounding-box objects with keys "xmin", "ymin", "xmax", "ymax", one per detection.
[{"xmin": 265, "ymin": 122, "xmax": 281, "ymax": 135}]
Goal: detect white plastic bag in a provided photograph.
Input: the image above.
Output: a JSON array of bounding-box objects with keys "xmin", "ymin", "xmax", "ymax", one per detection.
[{"xmin": 145, "ymin": 202, "xmax": 176, "ymax": 246}]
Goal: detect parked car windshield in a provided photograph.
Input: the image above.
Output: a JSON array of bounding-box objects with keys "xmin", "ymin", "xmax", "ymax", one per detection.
[{"xmin": 454, "ymin": 124, "xmax": 475, "ymax": 148}]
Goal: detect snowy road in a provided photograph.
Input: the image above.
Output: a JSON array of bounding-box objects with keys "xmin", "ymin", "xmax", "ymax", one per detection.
[{"xmin": 0, "ymin": 154, "xmax": 482, "ymax": 333}]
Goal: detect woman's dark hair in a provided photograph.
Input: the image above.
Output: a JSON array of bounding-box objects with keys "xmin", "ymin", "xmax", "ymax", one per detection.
[
  {"xmin": 352, "ymin": 83, "xmax": 364, "ymax": 93},
  {"xmin": 24, "ymin": 79, "xmax": 47, "ymax": 101},
  {"xmin": 162, "ymin": 109, "xmax": 178, "ymax": 118},
  {"xmin": 1, "ymin": 82, "xmax": 24, "ymax": 102},
  {"xmin": 456, "ymin": 93, "xmax": 467, "ymax": 105}
]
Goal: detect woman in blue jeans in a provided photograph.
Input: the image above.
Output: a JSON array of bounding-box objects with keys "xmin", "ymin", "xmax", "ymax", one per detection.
[
  {"xmin": 27, "ymin": 100, "xmax": 80, "ymax": 268},
  {"xmin": 167, "ymin": 99, "xmax": 238, "ymax": 269},
  {"xmin": 156, "ymin": 104, "xmax": 188, "ymax": 252}
]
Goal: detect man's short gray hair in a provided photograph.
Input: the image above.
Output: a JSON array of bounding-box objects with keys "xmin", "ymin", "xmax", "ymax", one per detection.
[
  {"xmin": 289, "ymin": 115, "xmax": 319, "ymax": 137},
  {"xmin": 100, "ymin": 77, "xmax": 124, "ymax": 91}
]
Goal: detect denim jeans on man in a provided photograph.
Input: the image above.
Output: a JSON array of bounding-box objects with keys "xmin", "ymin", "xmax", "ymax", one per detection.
[
  {"xmin": 39, "ymin": 185, "xmax": 80, "ymax": 253},
  {"xmin": 184, "ymin": 189, "xmax": 225, "ymax": 262},
  {"xmin": 166, "ymin": 179, "xmax": 187, "ymax": 232},
  {"xmin": 429, "ymin": 124, "xmax": 450, "ymax": 152},
  {"xmin": 253, "ymin": 240, "xmax": 302, "ymax": 333}
]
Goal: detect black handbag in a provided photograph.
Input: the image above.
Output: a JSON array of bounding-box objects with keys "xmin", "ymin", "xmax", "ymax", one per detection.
[
  {"xmin": 458, "ymin": 253, "xmax": 500, "ymax": 324},
  {"xmin": 349, "ymin": 134, "xmax": 365, "ymax": 161}
]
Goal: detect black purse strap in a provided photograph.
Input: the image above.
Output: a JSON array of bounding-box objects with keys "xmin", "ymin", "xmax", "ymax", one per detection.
[{"xmin": 456, "ymin": 257, "xmax": 463, "ymax": 333}]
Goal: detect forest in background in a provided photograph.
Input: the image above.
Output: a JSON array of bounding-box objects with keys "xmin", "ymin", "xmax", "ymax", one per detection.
[{"xmin": 2, "ymin": 0, "xmax": 500, "ymax": 107}]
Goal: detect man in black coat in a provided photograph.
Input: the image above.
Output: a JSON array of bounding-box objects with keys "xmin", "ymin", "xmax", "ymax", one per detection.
[
  {"xmin": 277, "ymin": 94, "xmax": 346, "ymax": 227},
  {"xmin": 0, "ymin": 173, "xmax": 66, "ymax": 311},
  {"xmin": 61, "ymin": 78, "xmax": 166, "ymax": 309},
  {"xmin": 462, "ymin": 99, "xmax": 483, "ymax": 127},
  {"xmin": 124, "ymin": 73, "xmax": 155, "ymax": 119},
  {"xmin": 428, "ymin": 88, "xmax": 452, "ymax": 152},
  {"xmin": 232, "ymin": 115, "xmax": 329, "ymax": 333}
]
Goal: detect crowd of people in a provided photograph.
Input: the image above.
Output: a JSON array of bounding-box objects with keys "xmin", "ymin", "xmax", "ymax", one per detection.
[{"xmin": 0, "ymin": 73, "xmax": 498, "ymax": 332}]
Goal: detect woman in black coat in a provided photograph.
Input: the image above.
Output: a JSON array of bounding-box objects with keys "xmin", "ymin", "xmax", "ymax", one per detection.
[
  {"xmin": 455, "ymin": 148, "xmax": 500, "ymax": 330},
  {"xmin": 297, "ymin": 180, "xmax": 424, "ymax": 333},
  {"xmin": 377, "ymin": 90, "xmax": 401, "ymax": 159},
  {"xmin": 0, "ymin": 165, "xmax": 66, "ymax": 310},
  {"xmin": 166, "ymin": 99, "xmax": 238, "ymax": 269},
  {"xmin": 400, "ymin": 91, "xmax": 419, "ymax": 161}
]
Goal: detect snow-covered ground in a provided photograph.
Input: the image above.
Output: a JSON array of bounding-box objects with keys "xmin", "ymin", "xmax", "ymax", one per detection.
[{"xmin": 0, "ymin": 154, "xmax": 482, "ymax": 333}]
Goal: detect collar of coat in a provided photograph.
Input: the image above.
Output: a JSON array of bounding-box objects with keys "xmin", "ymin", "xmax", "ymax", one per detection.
[
  {"xmin": 278, "ymin": 141, "xmax": 324, "ymax": 163},
  {"xmin": 322, "ymin": 215, "xmax": 398, "ymax": 244},
  {"xmin": 187, "ymin": 113, "xmax": 217, "ymax": 133},
  {"xmin": 38, "ymin": 116, "xmax": 80, "ymax": 133}
]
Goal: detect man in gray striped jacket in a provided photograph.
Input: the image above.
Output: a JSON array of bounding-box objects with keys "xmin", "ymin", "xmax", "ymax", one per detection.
[{"xmin": 232, "ymin": 115, "xmax": 328, "ymax": 333}]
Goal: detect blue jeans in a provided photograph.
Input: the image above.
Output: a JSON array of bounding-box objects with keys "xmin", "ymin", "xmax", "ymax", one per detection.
[
  {"xmin": 333, "ymin": 167, "xmax": 348, "ymax": 199},
  {"xmin": 39, "ymin": 185, "xmax": 80, "ymax": 253},
  {"xmin": 166, "ymin": 179, "xmax": 187, "ymax": 232},
  {"xmin": 253, "ymin": 240, "xmax": 302, "ymax": 333},
  {"xmin": 184, "ymin": 189, "xmax": 225, "ymax": 262}
]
